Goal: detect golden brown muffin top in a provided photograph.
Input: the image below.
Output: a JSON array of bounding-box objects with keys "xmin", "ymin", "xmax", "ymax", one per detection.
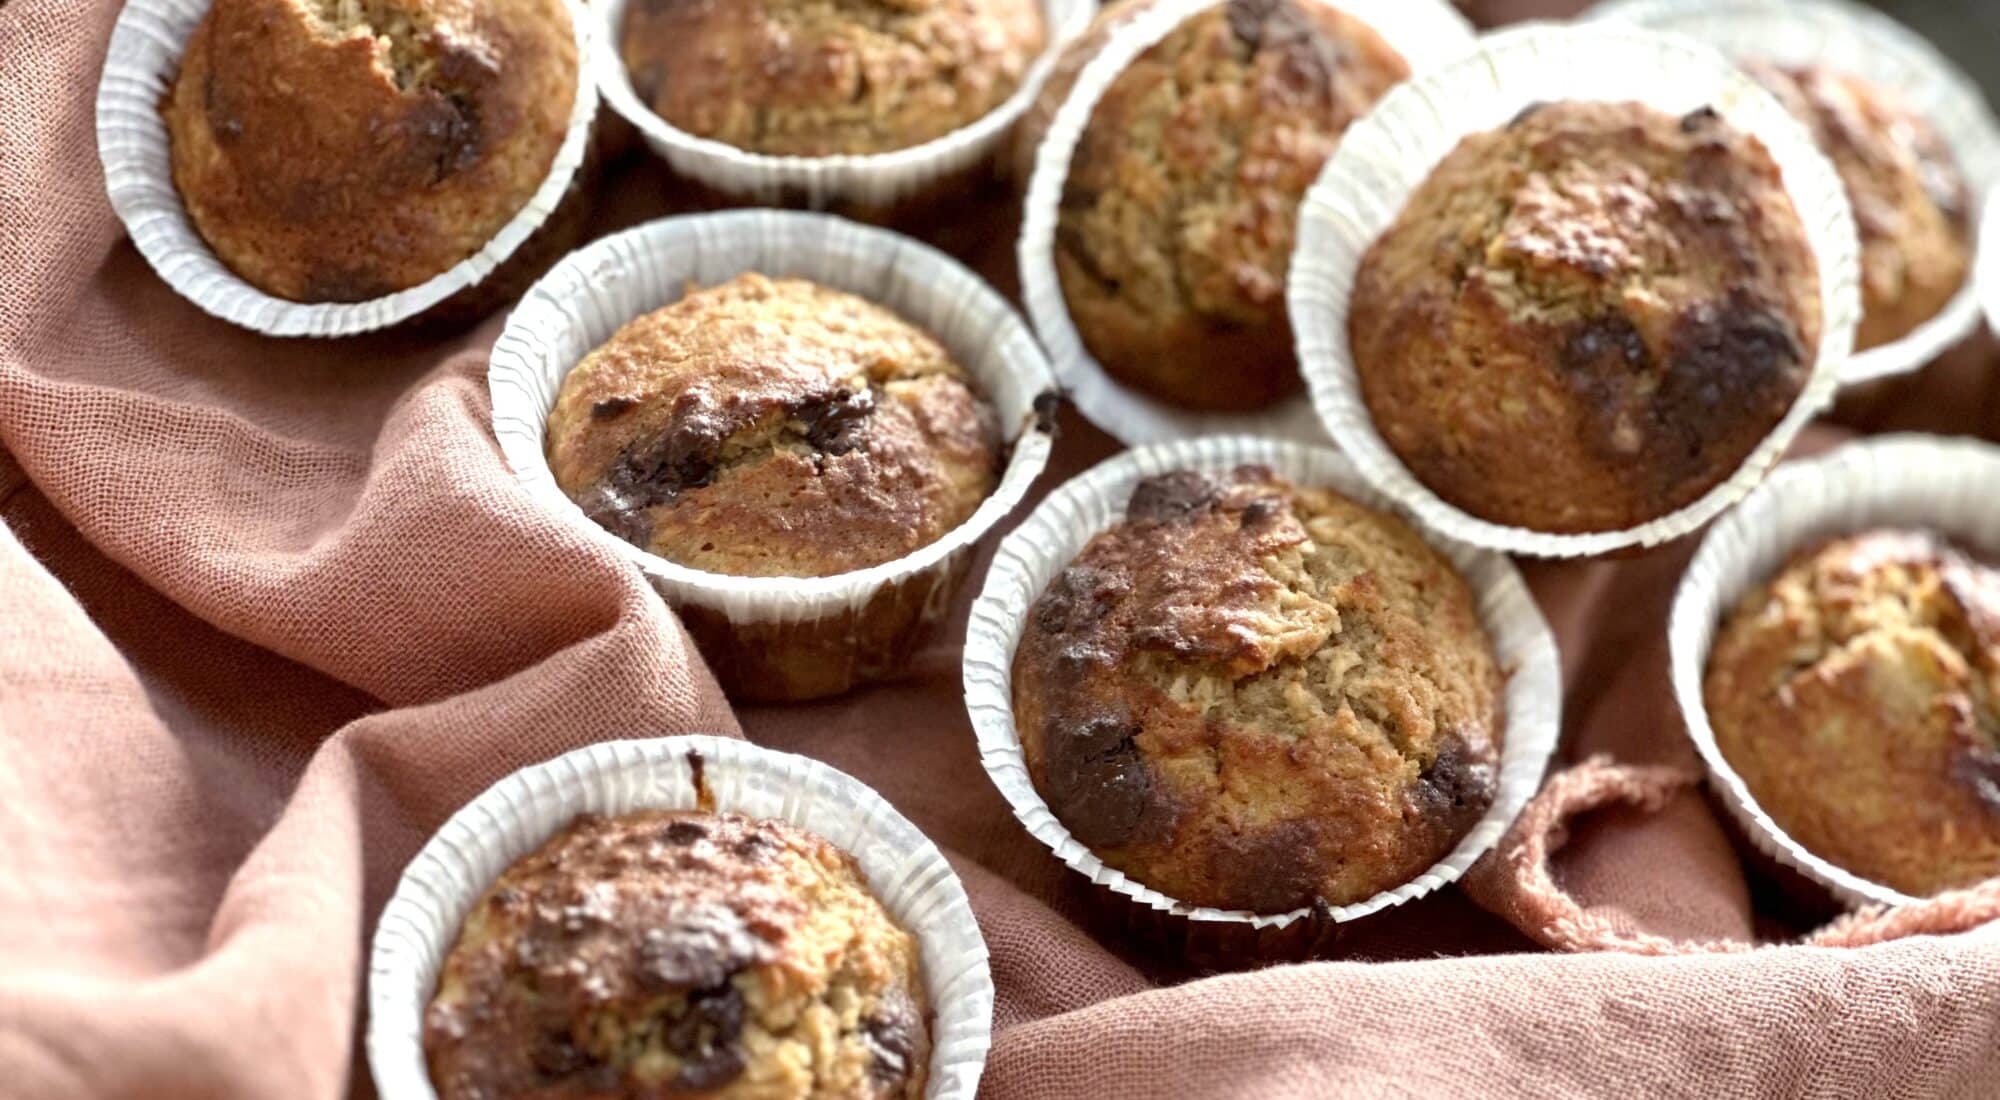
[
  {"xmin": 424, "ymin": 810, "xmax": 930, "ymax": 1099},
  {"xmin": 546, "ymin": 274, "xmax": 1003, "ymax": 578},
  {"xmin": 1054, "ymin": 0, "xmax": 1410, "ymax": 411},
  {"xmin": 1704, "ymin": 530, "xmax": 2000, "ymax": 898},
  {"xmin": 1348, "ymin": 99, "xmax": 1822, "ymax": 534},
  {"xmin": 1011, "ymin": 466, "xmax": 1504, "ymax": 912},
  {"xmin": 621, "ymin": 0, "xmax": 1047, "ymax": 156},
  {"xmin": 1745, "ymin": 62, "xmax": 1971, "ymax": 351},
  {"xmin": 163, "ymin": 0, "xmax": 578, "ymax": 303}
]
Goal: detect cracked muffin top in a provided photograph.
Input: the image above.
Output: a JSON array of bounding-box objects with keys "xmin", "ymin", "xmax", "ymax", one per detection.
[
  {"xmin": 1348, "ymin": 100, "xmax": 1822, "ymax": 534},
  {"xmin": 1010, "ymin": 466, "xmax": 1504, "ymax": 913},
  {"xmin": 424, "ymin": 810, "xmax": 930, "ymax": 1099},
  {"xmin": 1745, "ymin": 62, "xmax": 1972, "ymax": 351},
  {"xmin": 1054, "ymin": 0, "xmax": 1410, "ymax": 411},
  {"xmin": 1704, "ymin": 530, "xmax": 2000, "ymax": 898},
  {"xmin": 621, "ymin": 0, "xmax": 1047, "ymax": 156},
  {"xmin": 163, "ymin": 0, "xmax": 578, "ymax": 303},
  {"xmin": 545, "ymin": 273, "xmax": 1003, "ymax": 578}
]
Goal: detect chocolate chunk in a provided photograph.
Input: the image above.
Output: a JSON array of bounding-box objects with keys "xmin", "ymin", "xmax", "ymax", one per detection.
[
  {"xmin": 1126, "ymin": 470, "xmax": 1221, "ymax": 525},
  {"xmin": 666, "ymin": 985, "xmax": 747, "ymax": 1091},
  {"xmin": 590, "ymin": 397, "xmax": 637, "ymax": 421},
  {"xmin": 409, "ymin": 88, "xmax": 483, "ymax": 185},
  {"xmin": 793, "ymin": 386, "xmax": 876, "ymax": 456},
  {"xmin": 1239, "ymin": 495, "xmax": 1284, "ymax": 527},
  {"xmin": 579, "ymin": 392, "xmax": 732, "ymax": 545},
  {"xmin": 862, "ymin": 989, "xmax": 924, "ymax": 1090},
  {"xmin": 1032, "ymin": 389, "xmax": 1062, "ymax": 435},
  {"xmin": 1227, "ymin": 0, "xmax": 1343, "ymax": 97},
  {"xmin": 661, "ymin": 819, "xmax": 708, "ymax": 845},
  {"xmin": 634, "ymin": 902, "xmax": 759, "ymax": 992},
  {"xmin": 528, "ymin": 1028, "xmax": 594, "ymax": 1079},
  {"xmin": 1558, "ymin": 310, "xmax": 1653, "ymax": 436},
  {"xmin": 1508, "ymin": 101, "xmax": 1548, "ymax": 129},
  {"xmin": 1043, "ymin": 715, "xmax": 1162, "ymax": 849},
  {"xmin": 1657, "ymin": 292, "xmax": 1803, "ymax": 455},
  {"xmin": 1680, "ymin": 105, "xmax": 1720, "ymax": 132},
  {"xmin": 202, "ymin": 70, "xmax": 244, "ymax": 141},
  {"xmin": 1413, "ymin": 735, "xmax": 1496, "ymax": 820},
  {"xmin": 1033, "ymin": 564, "xmax": 1129, "ymax": 637}
]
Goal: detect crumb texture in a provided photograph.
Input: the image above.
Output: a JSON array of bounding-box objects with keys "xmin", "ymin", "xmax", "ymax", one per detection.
[
  {"xmin": 545, "ymin": 273, "xmax": 1002, "ymax": 578},
  {"xmin": 621, "ymin": 0, "xmax": 1047, "ymax": 155},
  {"xmin": 1747, "ymin": 63, "xmax": 1970, "ymax": 350},
  {"xmin": 163, "ymin": 0, "xmax": 579, "ymax": 302},
  {"xmin": 1055, "ymin": 0, "xmax": 1409, "ymax": 411},
  {"xmin": 1011, "ymin": 466, "xmax": 1504, "ymax": 913},
  {"xmin": 1704, "ymin": 530, "xmax": 2000, "ymax": 897},
  {"xmin": 1348, "ymin": 99, "xmax": 1822, "ymax": 533},
  {"xmin": 424, "ymin": 810, "xmax": 930, "ymax": 1099}
]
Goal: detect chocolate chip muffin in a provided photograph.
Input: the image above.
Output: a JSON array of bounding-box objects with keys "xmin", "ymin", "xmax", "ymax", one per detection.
[
  {"xmin": 425, "ymin": 810, "xmax": 930, "ymax": 1098},
  {"xmin": 1055, "ymin": 0, "xmax": 1410, "ymax": 411},
  {"xmin": 1704, "ymin": 530, "xmax": 2000, "ymax": 898},
  {"xmin": 1349, "ymin": 100, "xmax": 1823, "ymax": 534},
  {"xmin": 163, "ymin": 0, "xmax": 578, "ymax": 302},
  {"xmin": 1745, "ymin": 63, "xmax": 1972, "ymax": 351},
  {"xmin": 1011, "ymin": 466, "xmax": 1504, "ymax": 913},
  {"xmin": 546, "ymin": 273, "xmax": 1003, "ymax": 578},
  {"xmin": 621, "ymin": 0, "xmax": 1047, "ymax": 156}
]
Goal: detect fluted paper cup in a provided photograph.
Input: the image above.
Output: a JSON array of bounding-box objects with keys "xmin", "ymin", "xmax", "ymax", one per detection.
[
  {"xmin": 591, "ymin": 0, "xmax": 1093, "ymax": 210},
  {"xmin": 96, "ymin": 0, "xmax": 601, "ymax": 337},
  {"xmin": 1587, "ymin": 0, "xmax": 2000, "ymax": 387},
  {"xmin": 1668, "ymin": 434, "xmax": 2000, "ymax": 910},
  {"xmin": 489, "ymin": 209, "xmax": 1057, "ymax": 701},
  {"xmin": 368, "ymin": 735, "xmax": 993, "ymax": 1099},
  {"xmin": 962, "ymin": 435, "xmax": 1562, "ymax": 964},
  {"xmin": 1288, "ymin": 23, "xmax": 1863, "ymax": 558},
  {"xmin": 1016, "ymin": 0, "xmax": 1476, "ymax": 447}
]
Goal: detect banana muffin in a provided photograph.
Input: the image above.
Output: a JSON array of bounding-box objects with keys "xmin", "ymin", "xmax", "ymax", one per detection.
[
  {"xmin": 1704, "ymin": 530, "xmax": 2000, "ymax": 898},
  {"xmin": 1744, "ymin": 62, "xmax": 1972, "ymax": 351},
  {"xmin": 424, "ymin": 810, "xmax": 930, "ymax": 1098},
  {"xmin": 1349, "ymin": 100, "xmax": 1823, "ymax": 534},
  {"xmin": 1011, "ymin": 465, "xmax": 1504, "ymax": 913},
  {"xmin": 1055, "ymin": 0, "xmax": 1411, "ymax": 411},
  {"xmin": 163, "ymin": 0, "xmax": 578, "ymax": 302},
  {"xmin": 546, "ymin": 273, "xmax": 1003, "ymax": 578},
  {"xmin": 621, "ymin": 0, "xmax": 1047, "ymax": 156}
]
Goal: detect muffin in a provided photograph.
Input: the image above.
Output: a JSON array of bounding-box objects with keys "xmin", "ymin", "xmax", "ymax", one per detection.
[
  {"xmin": 1054, "ymin": 0, "xmax": 1411, "ymax": 411},
  {"xmin": 621, "ymin": 0, "xmax": 1047, "ymax": 157},
  {"xmin": 1348, "ymin": 99, "xmax": 1823, "ymax": 533},
  {"xmin": 424, "ymin": 810, "xmax": 930, "ymax": 1098},
  {"xmin": 1744, "ymin": 62, "xmax": 1972, "ymax": 351},
  {"xmin": 1704, "ymin": 530, "xmax": 2000, "ymax": 898},
  {"xmin": 547, "ymin": 272, "xmax": 1002, "ymax": 577},
  {"xmin": 163, "ymin": 0, "xmax": 579, "ymax": 303},
  {"xmin": 545, "ymin": 272, "xmax": 1003, "ymax": 699},
  {"xmin": 1010, "ymin": 465, "xmax": 1504, "ymax": 913}
]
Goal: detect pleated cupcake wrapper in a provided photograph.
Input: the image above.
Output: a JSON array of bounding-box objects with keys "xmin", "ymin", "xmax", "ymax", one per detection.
[
  {"xmin": 1982, "ymin": 182, "xmax": 2000, "ymax": 341},
  {"xmin": 488, "ymin": 209, "xmax": 1057, "ymax": 627},
  {"xmin": 367, "ymin": 735, "xmax": 993, "ymax": 1100},
  {"xmin": 591, "ymin": 0, "xmax": 1094, "ymax": 209},
  {"xmin": 1287, "ymin": 23, "xmax": 1864, "ymax": 559},
  {"xmin": 96, "ymin": 0, "xmax": 602, "ymax": 338},
  {"xmin": 961, "ymin": 435, "xmax": 1563, "ymax": 947},
  {"xmin": 1586, "ymin": 0, "xmax": 2000, "ymax": 387},
  {"xmin": 1015, "ymin": 0, "xmax": 1477, "ymax": 448},
  {"xmin": 1666, "ymin": 434, "xmax": 2000, "ymax": 911}
]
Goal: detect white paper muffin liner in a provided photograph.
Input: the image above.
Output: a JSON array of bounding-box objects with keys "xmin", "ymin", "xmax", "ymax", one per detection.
[
  {"xmin": 1586, "ymin": 0, "xmax": 2000, "ymax": 387},
  {"xmin": 1667, "ymin": 434, "xmax": 2000, "ymax": 910},
  {"xmin": 489, "ymin": 209, "xmax": 1056, "ymax": 627},
  {"xmin": 1015, "ymin": 0, "xmax": 1476, "ymax": 448},
  {"xmin": 96, "ymin": 0, "xmax": 601, "ymax": 338},
  {"xmin": 962, "ymin": 435, "xmax": 1562, "ymax": 931},
  {"xmin": 591, "ymin": 0, "xmax": 1093, "ymax": 208},
  {"xmin": 1288, "ymin": 23, "xmax": 1863, "ymax": 558},
  {"xmin": 1982, "ymin": 182, "xmax": 2000, "ymax": 341},
  {"xmin": 367, "ymin": 735, "xmax": 993, "ymax": 1099}
]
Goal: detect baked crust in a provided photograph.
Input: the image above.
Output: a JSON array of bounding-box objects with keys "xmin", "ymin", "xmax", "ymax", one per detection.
[
  {"xmin": 546, "ymin": 273, "xmax": 1003, "ymax": 579},
  {"xmin": 163, "ymin": 0, "xmax": 578, "ymax": 302},
  {"xmin": 1704, "ymin": 530, "xmax": 2000, "ymax": 897},
  {"xmin": 1348, "ymin": 99, "xmax": 1822, "ymax": 533},
  {"xmin": 1054, "ymin": 0, "xmax": 1409, "ymax": 411},
  {"xmin": 1746, "ymin": 63, "xmax": 1971, "ymax": 351},
  {"xmin": 1010, "ymin": 466, "xmax": 1504, "ymax": 913},
  {"xmin": 621, "ymin": 0, "xmax": 1046, "ymax": 156},
  {"xmin": 424, "ymin": 810, "xmax": 930, "ymax": 1098}
]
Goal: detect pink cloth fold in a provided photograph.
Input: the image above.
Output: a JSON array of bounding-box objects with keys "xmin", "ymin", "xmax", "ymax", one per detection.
[{"xmin": 3, "ymin": 0, "xmax": 1998, "ymax": 1096}]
